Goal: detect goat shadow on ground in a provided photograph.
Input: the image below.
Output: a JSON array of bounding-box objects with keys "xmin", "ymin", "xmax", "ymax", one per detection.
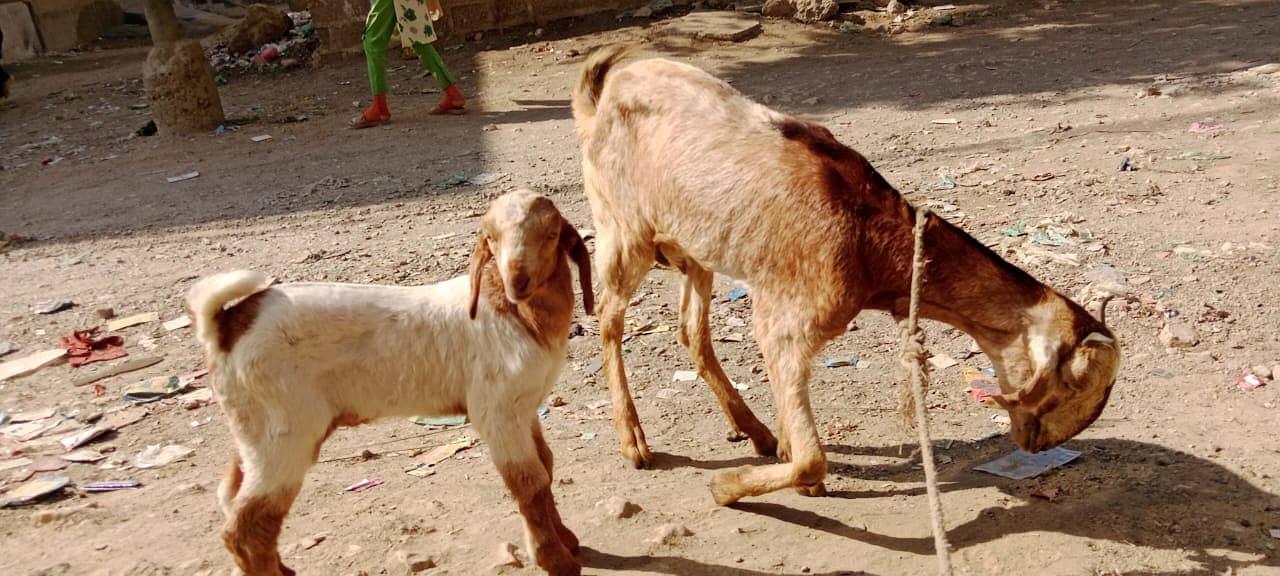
[
  {"xmin": 723, "ymin": 437, "xmax": 1279, "ymax": 575},
  {"xmin": 579, "ymin": 546, "xmax": 878, "ymax": 576}
]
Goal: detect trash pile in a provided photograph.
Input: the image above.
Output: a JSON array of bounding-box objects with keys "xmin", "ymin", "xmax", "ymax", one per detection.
[
  {"xmin": 205, "ymin": 7, "xmax": 316, "ymax": 75},
  {"xmin": 0, "ymin": 306, "xmax": 208, "ymax": 508}
]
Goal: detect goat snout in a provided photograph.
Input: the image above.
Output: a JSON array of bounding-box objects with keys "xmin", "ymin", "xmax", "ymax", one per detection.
[{"xmin": 507, "ymin": 269, "xmax": 533, "ymax": 301}]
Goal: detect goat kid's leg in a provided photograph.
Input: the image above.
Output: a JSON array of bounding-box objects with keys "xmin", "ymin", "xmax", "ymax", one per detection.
[
  {"xmin": 710, "ymin": 304, "xmax": 828, "ymax": 505},
  {"xmin": 595, "ymin": 234, "xmax": 656, "ymax": 468},
  {"xmin": 479, "ymin": 415, "xmax": 580, "ymax": 575},
  {"xmin": 223, "ymin": 430, "xmax": 319, "ymax": 576},
  {"xmin": 532, "ymin": 420, "xmax": 579, "ymax": 554},
  {"xmin": 677, "ymin": 265, "xmax": 777, "ymax": 457}
]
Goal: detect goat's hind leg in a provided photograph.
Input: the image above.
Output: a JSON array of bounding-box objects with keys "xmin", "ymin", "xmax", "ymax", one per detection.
[
  {"xmin": 595, "ymin": 231, "xmax": 657, "ymax": 468},
  {"xmin": 677, "ymin": 263, "xmax": 777, "ymax": 457},
  {"xmin": 710, "ymin": 298, "xmax": 828, "ymax": 505},
  {"xmin": 222, "ymin": 426, "xmax": 321, "ymax": 576}
]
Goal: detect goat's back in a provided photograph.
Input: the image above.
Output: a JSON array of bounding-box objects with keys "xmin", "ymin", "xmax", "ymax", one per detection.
[
  {"xmin": 209, "ymin": 277, "xmax": 564, "ymax": 422},
  {"xmin": 579, "ymin": 56, "xmax": 907, "ymax": 305}
]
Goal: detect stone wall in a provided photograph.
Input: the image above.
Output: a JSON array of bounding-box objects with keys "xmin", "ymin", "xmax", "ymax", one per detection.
[
  {"xmin": 302, "ymin": 0, "xmax": 646, "ymax": 63},
  {"xmin": 0, "ymin": 0, "xmax": 122, "ymax": 57}
]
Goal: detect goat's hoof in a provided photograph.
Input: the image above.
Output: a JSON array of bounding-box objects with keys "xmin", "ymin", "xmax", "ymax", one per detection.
[
  {"xmin": 710, "ymin": 468, "xmax": 747, "ymax": 506},
  {"xmin": 795, "ymin": 482, "xmax": 828, "ymax": 498},
  {"xmin": 558, "ymin": 526, "xmax": 581, "ymax": 555},
  {"xmin": 725, "ymin": 429, "xmax": 749, "ymax": 443},
  {"xmin": 750, "ymin": 432, "xmax": 779, "ymax": 458},
  {"xmin": 538, "ymin": 551, "xmax": 582, "ymax": 576},
  {"xmin": 622, "ymin": 442, "xmax": 654, "ymax": 469}
]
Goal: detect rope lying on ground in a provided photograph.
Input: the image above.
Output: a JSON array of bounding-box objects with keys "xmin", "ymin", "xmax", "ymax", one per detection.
[{"xmin": 899, "ymin": 207, "xmax": 954, "ymax": 576}]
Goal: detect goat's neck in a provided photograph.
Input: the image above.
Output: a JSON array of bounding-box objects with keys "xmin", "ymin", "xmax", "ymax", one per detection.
[{"xmin": 866, "ymin": 210, "xmax": 1064, "ymax": 385}]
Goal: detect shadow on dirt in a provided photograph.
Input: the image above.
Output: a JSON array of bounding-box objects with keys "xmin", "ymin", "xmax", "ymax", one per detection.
[
  {"xmin": 580, "ymin": 546, "xmax": 878, "ymax": 576},
  {"xmin": 727, "ymin": 437, "xmax": 1279, "ymax": 576}
]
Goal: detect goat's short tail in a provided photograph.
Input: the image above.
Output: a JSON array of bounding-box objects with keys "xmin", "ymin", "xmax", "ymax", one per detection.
[
  {"xmin": 572, "ymin": 44, "xmax": 635, "ymax": 123},
  {"xmin": 186, "ymin": 270, "xmax": 274, "ymax": 353}
]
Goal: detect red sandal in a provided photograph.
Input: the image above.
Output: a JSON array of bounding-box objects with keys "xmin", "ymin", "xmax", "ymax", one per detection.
[
  {"xmin": 430, "ymin": 84, "xmax": 466, "ymax": 115},
  {"xmin": 350, "ymin": 95, "xmax": 390, "ymax": 129}
]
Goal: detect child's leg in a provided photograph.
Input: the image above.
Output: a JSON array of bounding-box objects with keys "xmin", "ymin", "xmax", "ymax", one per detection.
[
  {"xmin": 354, "ymin": 0, "xmax": 395, "ymax": 126},
  {"xmin": 411, "ymin": 42, "xmax": 457, "ymax": 90},
  {"xmin": 363, "ymin": 0, "xmax": 395, "ymax": 96},
  {"xmin": 413, "ymin": 42, "xmax": 465, "ymax": 114}
]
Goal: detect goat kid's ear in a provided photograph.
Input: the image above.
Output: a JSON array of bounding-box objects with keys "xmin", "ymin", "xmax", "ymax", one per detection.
[
  {"xmin": 559, "ymin": 217, "xmax": 595, "ymax": 316},
  {"xmin": 468, "ymin": 232, "xmax": 493, "ymax": 320}
]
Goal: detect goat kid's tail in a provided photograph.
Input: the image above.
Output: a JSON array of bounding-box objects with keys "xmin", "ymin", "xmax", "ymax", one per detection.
[
  {"xmin": 572, "ymin": 44, "xmax": 634, "ymax": 123},
  {"xmin": 186, "ymin": 270, "xmax": 274, "ymax": 354}
]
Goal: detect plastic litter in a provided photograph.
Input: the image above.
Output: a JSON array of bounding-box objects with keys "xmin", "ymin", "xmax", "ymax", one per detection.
[
  {"xmin": 134, "ymin": 444, "xmax": 195, "ymax": 469},
  {"xmin": 82, "ymin": 481, "xmax": 141, "ymax": 492},
  {"xmin": 580, "ymin": 432, "xmax": 597, "ymax": 441},
  {"xmin": 726, "ymin": 287, "xmax": 749, "ymax": 302},
  {"xmin": 1236, "ymin": 372, "xmax": 1266, "ymax": 392},
  {"xmin": 824, "ymin": 356, "xmax": 859, "ymax": 368},
  {"xmin": 672, "ymin": 370, "xmax": 698, "ymax": 382},
  {"xmin": 974, "ymin": 447, "xmax": 1081, "ymax": 480},
  {"xmin": 34, "ymin": 299, "xmax": 74, "ymax": 315},
  {"xmin": 345, "ymin": 478, "xmax": 383, "ymax": 492},
  {"xmin": 1, "ymin": 475, "xmax": 70, "ymax": 507},
  {"xmin": 166, "ymin": 172, "xmax": 200, "ymax": 183},
  {"xmin": 407, "ymin": 415, "xmax": 467, "ymax": 427},
  {"xmin": 123, "ymin": 370, "xmax": 206, "ymax": 403},
  {"xmin": 60, "ymin": 328, "xmax": 127, "ymax": 367},
  {"xmin": 421, "ymin": 438, "xmax": 475, "ymax": 466},
  {"xmin": 963, "ymin": 366, "xmax": 1001, "ymax": 401}
]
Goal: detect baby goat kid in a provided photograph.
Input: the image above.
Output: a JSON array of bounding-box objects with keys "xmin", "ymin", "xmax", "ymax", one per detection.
[
  {"xmin": 572, "ymin": 47, "xmax": 1121, "ymax": 505},
  {"xmin": 186, "ymin": 190, "xmax": 591, "ymax": 576}
]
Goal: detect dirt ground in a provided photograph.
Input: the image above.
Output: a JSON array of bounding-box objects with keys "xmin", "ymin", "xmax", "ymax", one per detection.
[{"xmin": 2, "ymin": 1, "xmax": 1279, "ymax": 574}]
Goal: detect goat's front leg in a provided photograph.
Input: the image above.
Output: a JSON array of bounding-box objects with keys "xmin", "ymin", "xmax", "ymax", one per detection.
[
  {"xmin": 532, "ymin": 420, "xmax": 579, "ymax": 554},
  {"xmin": 677, "ymin": 264, "xmax": 777, "ymax": 457},
  {"xmin": 480, "ymin": 416, "xmax": 580, "ymax": 576},
  {"xmin": 595, "ymin": 235, "xmax": 656, "ymax": 468},
  {"xmin": 710, "ymin": 300, "xmax": 827, "ymax": 505}
]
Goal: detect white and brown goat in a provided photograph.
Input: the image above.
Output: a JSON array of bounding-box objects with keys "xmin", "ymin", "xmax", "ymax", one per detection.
[
  {"xmin": 571, "ymin": 46, "xmax": 1121, "ymax": 505},
  {"xmin": 186, "ymin": 189, "xmax": 591, "ymax": 575}
]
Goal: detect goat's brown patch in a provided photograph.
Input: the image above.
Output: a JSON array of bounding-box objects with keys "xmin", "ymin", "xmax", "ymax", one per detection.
[
  {"xmin": 478, "ymin": 256, "xmax": 577, "ymax": 348},
  {"xmin": 774, "ymin": 116, "xmax": 1047, "ymax": 329},
  {"xmin": 216, "ymin": 291, "xmax": 266, "ymax": 353},
  {"xmin": 225, "ymin": 454, "xmax": 244, "ymax": 502},
  {"xmin": 222, "ymin": 489, "xmax": 296, "ymax": 576}
]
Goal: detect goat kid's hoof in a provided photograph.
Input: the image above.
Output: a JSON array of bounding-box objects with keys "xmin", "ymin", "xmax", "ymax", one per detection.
[
  {"xmin": 710, "ymin": 467, "xmax": 748, "ymax": 506},
  {"xmin": 725, "ymin": 429, "xmax": 749, "ymax": 443},
  {"xmin": 794, "ymin": 481, "xmax": 828, "ymax": 498}
]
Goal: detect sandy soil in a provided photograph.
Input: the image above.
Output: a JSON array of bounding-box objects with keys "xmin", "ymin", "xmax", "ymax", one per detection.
[{"xmin": 2, "ymin": 1, "xmax": 1278, "ymax": 574}]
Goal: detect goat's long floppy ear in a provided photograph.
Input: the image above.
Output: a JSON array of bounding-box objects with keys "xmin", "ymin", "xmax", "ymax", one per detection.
[
  {"xmin": 987, "ymin": 357, "xmax": 1058, "ymax": 412},
  {"xmin": 560, "ymin": 217, "xmax": 595, "ymax": 316},
  {"xmin": 468, "ymin": 232, "xmax": 492, "ymax": 320}
]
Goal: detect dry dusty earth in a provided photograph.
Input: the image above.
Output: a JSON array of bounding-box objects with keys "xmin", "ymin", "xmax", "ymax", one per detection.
[{"xmin": 2, "ymin": 1, "xmax": 1279, "ymax": 574}]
